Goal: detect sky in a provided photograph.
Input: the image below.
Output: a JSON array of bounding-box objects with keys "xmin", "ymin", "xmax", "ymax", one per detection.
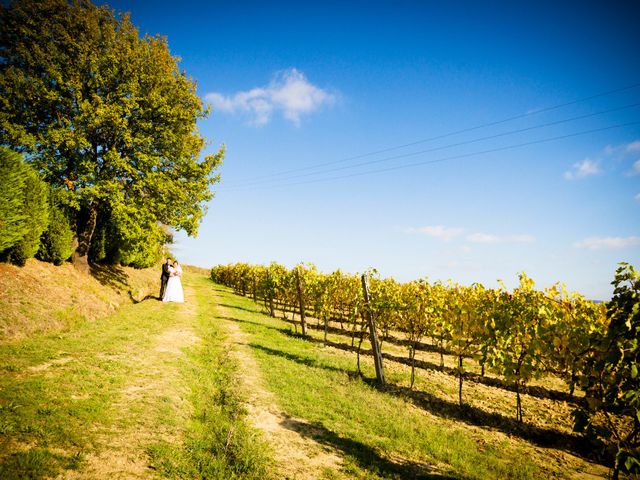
[{"xmin": 101, "ymin": 0, "xmax": 640, "ymax": 300}]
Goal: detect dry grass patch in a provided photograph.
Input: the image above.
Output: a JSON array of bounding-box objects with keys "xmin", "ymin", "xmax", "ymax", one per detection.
[{"xmin": 0, "ymin": 259, "xmax": 159, "ymax": 341}]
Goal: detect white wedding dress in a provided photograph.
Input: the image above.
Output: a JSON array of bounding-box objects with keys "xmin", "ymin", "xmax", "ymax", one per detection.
[{"xmin": 162, "ymin": 264, "xmax": 184, "ymax": 303}]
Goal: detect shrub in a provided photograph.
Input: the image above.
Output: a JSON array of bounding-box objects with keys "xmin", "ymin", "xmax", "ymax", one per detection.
[
  {"xmin": 0, "ymin": 150, "xmax": 49, "ymax": 265},
  {"xmin": 88, "ymin": 207, "xmax": 171, "ymax": 268},
  {"xmin": 0, "ymin": 148, "xmax": 28, "ymax": 252},
  {"xmin": 37, "ymin": 191, "xmax": 74, "ymax": 265},
  {"xmin": 575, "ymin": 263, "xmax": 640, "ymax": 479},
  {"xmin": 7, "ymin": 168, "xmax": 50, "ymax": 266}
]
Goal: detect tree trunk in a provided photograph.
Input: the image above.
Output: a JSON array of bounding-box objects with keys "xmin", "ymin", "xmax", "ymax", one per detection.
[
  {"xmin": 295, "ymin": 268, "xmax": 307, "ymax": 337},
  {"xmin": 516, "ymin": 380, "xmax": 522, "ymax": 422},
  {"xmin": 458, "ymin": 355, "xmax": 463, "ymax": 406},
  {"xmin": 356, "ymin": 317, "xmax": 366, "ymax": 376},
  {"xmin": 410, "ymin": 342, "xmax": 417, "ymax": 389},
  {"xmin": 252, "ymin": 276, "xmax": 257, "ymax": 302},
  {"xmin": 72, "ymin": 202, "xmax": 98, "ymax": 274},
  {"xmin": 569, "ymin": 363, "xmax": 577, "ymax": 397},
  {"xmin": 324, "ymin": 317, "xmax": 328, "ymax": 345},
  {"xmin": 269, "ymin": 295, "xmax": 275, "ymax": 317},
  {"xmin": 361, "ymin": 274, "xmax": 385, "ymax": 386}
]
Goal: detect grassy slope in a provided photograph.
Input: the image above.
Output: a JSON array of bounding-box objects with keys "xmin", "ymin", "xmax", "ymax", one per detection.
[
  {"xmin": 0, "ymin": 259, "xmax": 160, "ymax": 341},
  {"xmin": 213, "ymin": 283, "xmax": 609, "ymax": 479},
  {"xmin": 0, "ymin": 267, "xmax": 610, "ymax": 479},
  {"xmin": 0, "ymin": 271, "xmax": 269, "ymax": 479}
]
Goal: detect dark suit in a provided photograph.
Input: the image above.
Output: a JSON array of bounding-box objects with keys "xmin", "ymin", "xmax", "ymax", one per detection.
[{"xmin": 160, "ymin": 262, "xmax": 171, "ymax": 299}]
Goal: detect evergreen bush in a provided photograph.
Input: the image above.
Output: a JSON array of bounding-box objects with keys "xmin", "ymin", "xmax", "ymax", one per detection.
[
  {"xmin": 37, "ymin": 190, "xmax": 73, "ymax": 265},
  {"xmin": 0, "ymin": 148, "xmax": 28, "ymax": 252},
  {"xmin": 7, "ymin": 166, "xmax": 50, "ymax": 266}
]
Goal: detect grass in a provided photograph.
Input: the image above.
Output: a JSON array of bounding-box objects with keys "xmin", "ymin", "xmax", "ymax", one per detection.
[
  {"xmin": 0, "ymin": 258, "xmax": 159, "ymax": 341},
  {"xmin": 0, "ymin": 296, "xmax": 174, "ymax": 477},
  {"xmin": 0, "ymin": 266, "xmax": 609, "ymax": 479},
  {"xmin": 0, "ymin": 271, "xmax": 270, "ymax": 479},
  {"xmin": 146, "ymin": 274, "xmax": 271, "ymax": 479},
  {"xmin": 212, "ymin": 282, "xmax": 608, "ymax": 479}
]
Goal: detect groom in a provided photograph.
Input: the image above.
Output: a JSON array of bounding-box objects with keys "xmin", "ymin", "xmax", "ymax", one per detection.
[{"xmin": 159, "ymin": 258, "xmax": 171, "ymax": 299}]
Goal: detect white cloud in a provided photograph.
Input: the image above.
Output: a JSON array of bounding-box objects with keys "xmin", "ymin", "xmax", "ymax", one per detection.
[
  {"xmin": 405, "ymin": 225, "xmax": 464, "ymax": 241},
  {"xmin": 626, "ymin": 140, "xmax": 640, "ymax": 153},
  {"xmin": 466, "ymin": 233, "xmax": 498, "ymax": 243},
  {"xmin": 406, "ymin": 226, "xmax": 535, "ymax": 244},
  {"xmin": 575, "ymin": 236, "xmax": 640, "ymax": 250},
  {"xmin": 603, "ymin": 139, "xmax": 640, "ymax": 156},
  {"xmin": 466, "ymin": 233, "xmax": 535, "ymax": 244},
  {"xmin": 636, "ymin": 193, "xmax": 640, "ymax": 203},
  {"xmin": 205, "ymin": 68, "xmax": 336, "ymax": 126},
  {"xmin": 628, "ymin": 159, "xmax": 640, "ymax": 176},
  {"xmin": 564, "ymin": 159, "xmax": 601, "ymax": 180}
]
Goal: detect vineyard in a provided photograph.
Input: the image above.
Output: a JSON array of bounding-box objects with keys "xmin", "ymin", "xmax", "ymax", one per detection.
[{"xmin": 211, "ymin": 262, "xmax": 640, "ymax": 479}]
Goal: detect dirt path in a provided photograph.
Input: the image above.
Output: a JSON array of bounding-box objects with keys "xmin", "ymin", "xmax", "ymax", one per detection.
[
  {"xmin": 61, "ymin": 288, "xmax": 200, "ymax": 480},
  {"xmin": 215, "ymin": 296, "xmax": 345, "ymax": 480}
]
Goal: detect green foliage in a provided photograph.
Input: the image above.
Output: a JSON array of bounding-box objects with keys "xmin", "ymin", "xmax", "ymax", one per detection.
[
  {"xmin": 0, "ymin": 0, "xmax": 223, "ymax": 263},
  {"xmin": 111, "ymin": 221, "xmax": 170, "ymax": 269},
  {"xmin": 213, "ymin": 262, "xmax": 609, "ymax": 424},
  {"xmin": 215, "ymin": 280, "xmax": 544, "ymax": 479},
  {"xmin": 7, "ymin": 168, "xmax": 49, "ymax": 265},
  {"xmin": 0, "ymin": 150, "xmax": 49, "ymax": 266},
  {"xmin": 0, "ymin": 148, "xmax": 29, "ymax": 251},
  {"xmin": 37, "ymin": 190, "xmax": 74, "ymax": 265},
  {"xmin": 576, "ymin": 263, "xmax": 640, "ymax": 478},
  {"xmin": 87, "ymin": 206, "xmax": 170, "ymax": 268},
  {"xmin": 486, "ymin": 274, "xmax": 549, "ymax": 422}
]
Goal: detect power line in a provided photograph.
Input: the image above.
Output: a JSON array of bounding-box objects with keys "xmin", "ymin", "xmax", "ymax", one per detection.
[
  {"xmin": 225, "ymin": 102, "xmax": 640, "ymax": 188},
  {"xmin": 224, "ymin": 121, "xmax": 640, "ymax": 191},
  {"xmin": 227, "ymin": 81, "xmax": 640, "ymax": 185}
]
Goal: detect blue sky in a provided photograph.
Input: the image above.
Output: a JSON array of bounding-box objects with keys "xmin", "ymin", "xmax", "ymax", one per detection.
[{"xmin": 102, "ymin": 0, "xmax": 639, "ymax": 300}]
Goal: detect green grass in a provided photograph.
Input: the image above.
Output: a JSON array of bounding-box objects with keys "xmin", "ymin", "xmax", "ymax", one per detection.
[
  {"xmin": 0, "ymin": 273, "xmax": 270, "ymax": 479},
  {"xmin": 212, "ymin": 284, "xmax": 547, "ymax": 480},
  {"xmin": 0, "ymin": 298, "xmax": 176, "ymax": 477},
  {"xmin": 0, "ymin": 269, "xmax": 603, "ymax": 479},
  {"xmin": 146, "ymin": 274, "xmax": 271, "ymax": 479}
]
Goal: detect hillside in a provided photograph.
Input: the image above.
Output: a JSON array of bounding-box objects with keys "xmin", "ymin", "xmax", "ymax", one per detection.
[
  {"xmin": 0, "ymin": 269, "xmax": 616, "ymax": 479},
  {"xmin": 0, "ymin": 259, "xmax": 160, "ymax": 341}
]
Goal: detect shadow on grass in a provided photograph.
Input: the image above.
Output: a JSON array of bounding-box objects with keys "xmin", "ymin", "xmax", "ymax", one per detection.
[
  {"xmin": 379, "ymin": 352, "xmax": 582, "ymax": 406},
  {"xmin": 281, "ymin": 321, "xmax": 580, "ymax": 406},
  {"xmin": 221, "ymin": 292, "xmax": 580, "ymax": 406},
  {"xmin": 134, "ymin": 294, "xmax": 159, "ymax": 304},
  {"xmin": 216, "ymin": 291, "xmax": 609, "ymax": 466},
  {"xmin": 218, "ymin": 302, "xmax": 267, "ymax": 315},
  {"xmin": 219, "ymin": 316, "xmax": 288, "ymax": 334},
  {"xmin": 245, "ymin": 326, "xmax": 609, "ymax": 467},
  {"xmin": 280, "ymin": 416, "xmax": 463, "ymax": 479},
  {"xmin": 90, "ymin": 263, "xmax": 157, "ymax": 304},
  {"xmin": 248, "ymin": 343, "xmax": 350, "ymax": 376},
  {"xmin": 375, "ymin": 381, "xmax": 611, "ymax": 468},
  {"xmin": 90, "ymin": 263, "xmax": 129, "ymax": 291}
]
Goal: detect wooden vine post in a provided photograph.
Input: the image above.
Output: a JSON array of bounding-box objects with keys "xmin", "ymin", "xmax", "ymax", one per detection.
[
  {"xmin": 266, "ymin": 271, "xmax": 276, "ymax": 317},
  {"xmin": 361, "ymin": 273, "xmax": 386, "ymax": 386},
  {"xmin": 295, "ymin": 267, "xmax": 308, "ymax": 337},
  {"xmin": 252, "ymin": 273, "xmax": 257, "ymax": 303}
]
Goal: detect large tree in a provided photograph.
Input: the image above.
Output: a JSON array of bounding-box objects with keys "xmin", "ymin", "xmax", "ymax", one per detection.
[{"xmin": 0, "ymin": 0, "xmax": 223, "ymax": 271}]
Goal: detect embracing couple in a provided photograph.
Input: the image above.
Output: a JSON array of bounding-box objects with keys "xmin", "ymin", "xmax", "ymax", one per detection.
[{"xmin": 160, "ymin": 258, "xmax": 184, "ymax": 303}]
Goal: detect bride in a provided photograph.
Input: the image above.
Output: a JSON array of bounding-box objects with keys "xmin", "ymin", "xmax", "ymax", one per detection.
[{"xmin": 162, "ymin": 260, "xmax": 184, "ymax": 303}]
